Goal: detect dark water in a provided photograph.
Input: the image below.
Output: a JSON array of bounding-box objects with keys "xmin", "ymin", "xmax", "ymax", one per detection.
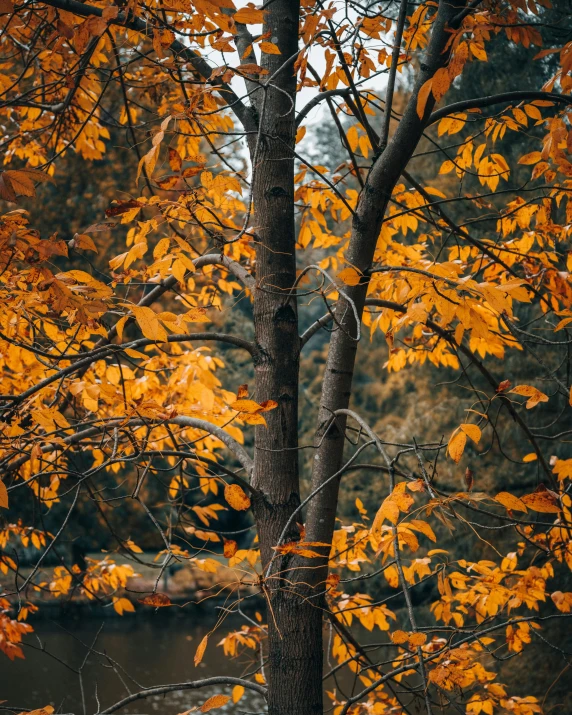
[{"xmin": 1, "ymin": 612, "xmax": 266, "ymax": 714}]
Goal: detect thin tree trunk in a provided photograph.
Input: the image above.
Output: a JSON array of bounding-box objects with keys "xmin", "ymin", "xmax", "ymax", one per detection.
[
  {"xmin": 305, "ymin": 0, "xmax": 466, "ymax": 556},
  {"xmin": 249, "ymin": 2, "xmax": 323, "ymax": 713}
]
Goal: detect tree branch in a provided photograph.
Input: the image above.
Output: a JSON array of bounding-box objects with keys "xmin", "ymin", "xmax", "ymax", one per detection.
[
  {"xmin": 428, "ymin": 90, "xmax": 572, "ymax": 126},
  {"xmin": 99, "ymin": 676, "xmax": 267, "ymax": 714},
  {"xmin": 37, "ymin": 0, "xmax": 258, "ymax": 133}
]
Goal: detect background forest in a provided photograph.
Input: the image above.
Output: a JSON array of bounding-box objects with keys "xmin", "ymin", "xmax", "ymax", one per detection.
[{"xmin": 2, "ymin": 0, "xmax": 572, "ymax": 713}]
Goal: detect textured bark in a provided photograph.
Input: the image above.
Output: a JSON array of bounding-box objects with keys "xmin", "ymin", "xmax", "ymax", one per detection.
[
  {"xmin": 305, "ymin": 0, "xmax": 466, "ymax": 551},
  {"xmin": 249, "ymin": 1, "xmax": 323, "ymax": 713},
  {"xmin": 249, "ymin": 2, "xmax": 467, "ymax": 713}
]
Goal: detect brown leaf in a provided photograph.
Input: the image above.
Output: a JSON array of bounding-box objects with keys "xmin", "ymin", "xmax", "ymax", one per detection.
[
  {"xmin": 169, "ymin": 147, "xmax": 183, "ymax": 173},
  {"xmin": 83, "ymin": 221, "xmax": 116, "ymax": 232},
  {"xmin": 102, "ymin": 5, "xmax": 119, "ymax": 21},
  {"xmin": 56, "ymin": 18, "xmax": 74, "ymax": 39},
  {"xmin": 138, "ymin": 593, "xmax": 172, "ymax": 607},
  {"xmin": 182, "ymin": 166, "xmax": 204, "ymax": 178},
  {"xmin": 236, "ymin": 63, "xmax": 268, "ymax": 75},
  {"xmin": 464, "ymin": 468, "xmax": 474, "ymax": 492},
  {"xmin": 0, "ymin": 0, "xmax": 14, "ymax": 13},
  {"xmin": 105, "ymin": 199, "xmax": 143, "ymax": 217},
  {"xmin": 496, "ymin": 379, "xmax": 511, "ymax": 392},
  {"xmin": 0, "ymin": 169, "xmax": 52, "ymax": 202},
  {"xmin": 223, "ymin": 539, "xmax": 238, "ymax": 558}
]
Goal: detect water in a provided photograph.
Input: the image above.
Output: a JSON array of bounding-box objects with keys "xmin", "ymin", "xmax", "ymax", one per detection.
[{"xmin": 1, "ymin": 612, "xmax": 266, "ymax": 714}]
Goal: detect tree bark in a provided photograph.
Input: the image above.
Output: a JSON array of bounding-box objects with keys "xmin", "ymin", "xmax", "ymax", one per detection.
[
  {"xmin": 305, "ymin": 0, "xmax": 466, "ymax": 554},
  {"xmin": 249, "ymin": 2, "xmax": 323, "ymax": 713}
]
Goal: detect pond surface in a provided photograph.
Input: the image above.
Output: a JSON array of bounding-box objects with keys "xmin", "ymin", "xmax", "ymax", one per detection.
[{"xmin": 2, "ymin": 611, "xmax": 266, "ymax": 715}]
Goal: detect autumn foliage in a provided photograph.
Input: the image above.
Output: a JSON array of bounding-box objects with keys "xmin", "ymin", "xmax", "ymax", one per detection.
[{"xmin": 1, "ymin": 0, "xmax": 572, "ymax": 713}]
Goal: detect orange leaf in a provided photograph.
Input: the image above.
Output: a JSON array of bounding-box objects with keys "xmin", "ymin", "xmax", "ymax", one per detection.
[
  {"xmin": 510, "ymin": 384, "xmax": 548, "ymax": 409},
  {"xmin": 460, "ymin": 423, "xmax": 481, "ymax": 444},
  {"xmin": 234, "ymin": 5, "xmax": 265, "ymax": 23},
  {"xmin": 494, "ymin": 492, "xmax": 527, "ymax": 513},
  {"xmin": 259, "ymin": 41, "xmax": 281, "ymax": 54},
  {"xmin": 518, "ymin": 151, "xmax": 542, "ymax": 165},
  {"xmin": 522, "ymin": 486, "xmax": 560, "ymax": 513},
  {"xmin": 416, "ymin": 78, "xmax": 433, "ymax": 119},
  {"xmin": 223, "ymin": 539, "xmax": 238, "ymax": 558},
  {"xmin": 194, "ymin": 634, "xmax": 208, "ymax": 666},
  {"xmin": 224, "ymin": 484, "xmax": 251, "ymax": 511},
  {"xmin": 201, "ymin": 695, "xmax": 231, "ymax": 712},
  {"xmin": 232, "ymin": 685, "xmax": 245, "ymax": 703},
  {"xmin": 337, "ymin": 266, "xmax": 362, "ymax": 286},
  {"xmin": 431, "ymin": 67, "xmax": 450, "ymax": 102},
  {"xmin": 391, "ymin": 630, "xmax": 409, "ymax": 644},
  {"xmin": 447, "ymin": 430, "xmax": 467, "ymax": 463},
  {"xmin": 0, "ymin": 479, "xmax": 8, "ymax": 509},
  {"xmin": 408, "ymin": 632, "xmax": 427, "ymax": 647}
]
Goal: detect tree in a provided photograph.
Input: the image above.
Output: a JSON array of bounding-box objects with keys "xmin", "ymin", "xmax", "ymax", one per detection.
[{"xmin": 1, "ymin": 0, "xmax": 572, "ymax": 713}]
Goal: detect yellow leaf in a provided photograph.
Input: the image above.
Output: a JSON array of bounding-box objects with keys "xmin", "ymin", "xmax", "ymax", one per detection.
[
  {"xmin": 518, "ymin": 151, "xmax": 542, "ymax": 165},
  {"xmin": 522, "ymin": 453, "xmax": 538, "ymax": 463},
  {"xmin": 447, "ymin": 430, "xmax": 467, "ymax": 463},
  {"xmin": 510, "ymin": 384, "xmax": 548, "ymax": 409},
  {"xmin": 232, "ymin": 685, "xmax": 245, "ymax": 703},
  {"xmin": 0, "ymin": 479, "xmax": 8, "ymax": 509},
  {"xmin": 460, "ymin": 423, "xmax": 481, "ymax": 444},
  {"xmin": 416, "ymin": 78, "xmax": 433, "ymax": 119},
  {"xmin": 115, "ymin": 315, "xmax": 129, "ymax": 341},
  {"xmin": 296, "ymin": 126, "xmax": 306, "ymax": 144},
  {"xmin": 195, "ymin": 634, "xmax": 208, "ymax": 666},
  {"xmin": 494, "ymin": 492, "xmax": 527, "ymax": 513},
  {"xmin": 469, "ymin": 42, "xmax": 487, "ymax": 61},
  {"xmin": 201, "ymin": 695, "xmax": 231, "ymax": 712},
  {"xmin": 260, "ymin": 41, "xmax": 281, "ymax": 54},
  {"xmin": 224, "ymin": 484, "xmax": 251, "ymax": 511},
  {"xmin": 337, "ymin": 266, "xmax": 362, "ymax": 286},
  {"xmin": 113, "ymin": 597, "xmax": 135, "ymax": 615},
  {"xmin": 131, "ymin": 305, "xmax": 168, "ymax": 342},
  {"xmin": 230, "ymin": 399, "xmax": 266, "ymax": 414},
  {"xmin": 372, "ymin": 496, "xmax": 399, "ymax": 531}
]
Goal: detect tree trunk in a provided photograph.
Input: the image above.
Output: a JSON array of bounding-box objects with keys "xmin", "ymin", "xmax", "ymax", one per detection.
[{"xmin": 249, "ymin": 1, "xmax": 323, "ymax": 713}]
